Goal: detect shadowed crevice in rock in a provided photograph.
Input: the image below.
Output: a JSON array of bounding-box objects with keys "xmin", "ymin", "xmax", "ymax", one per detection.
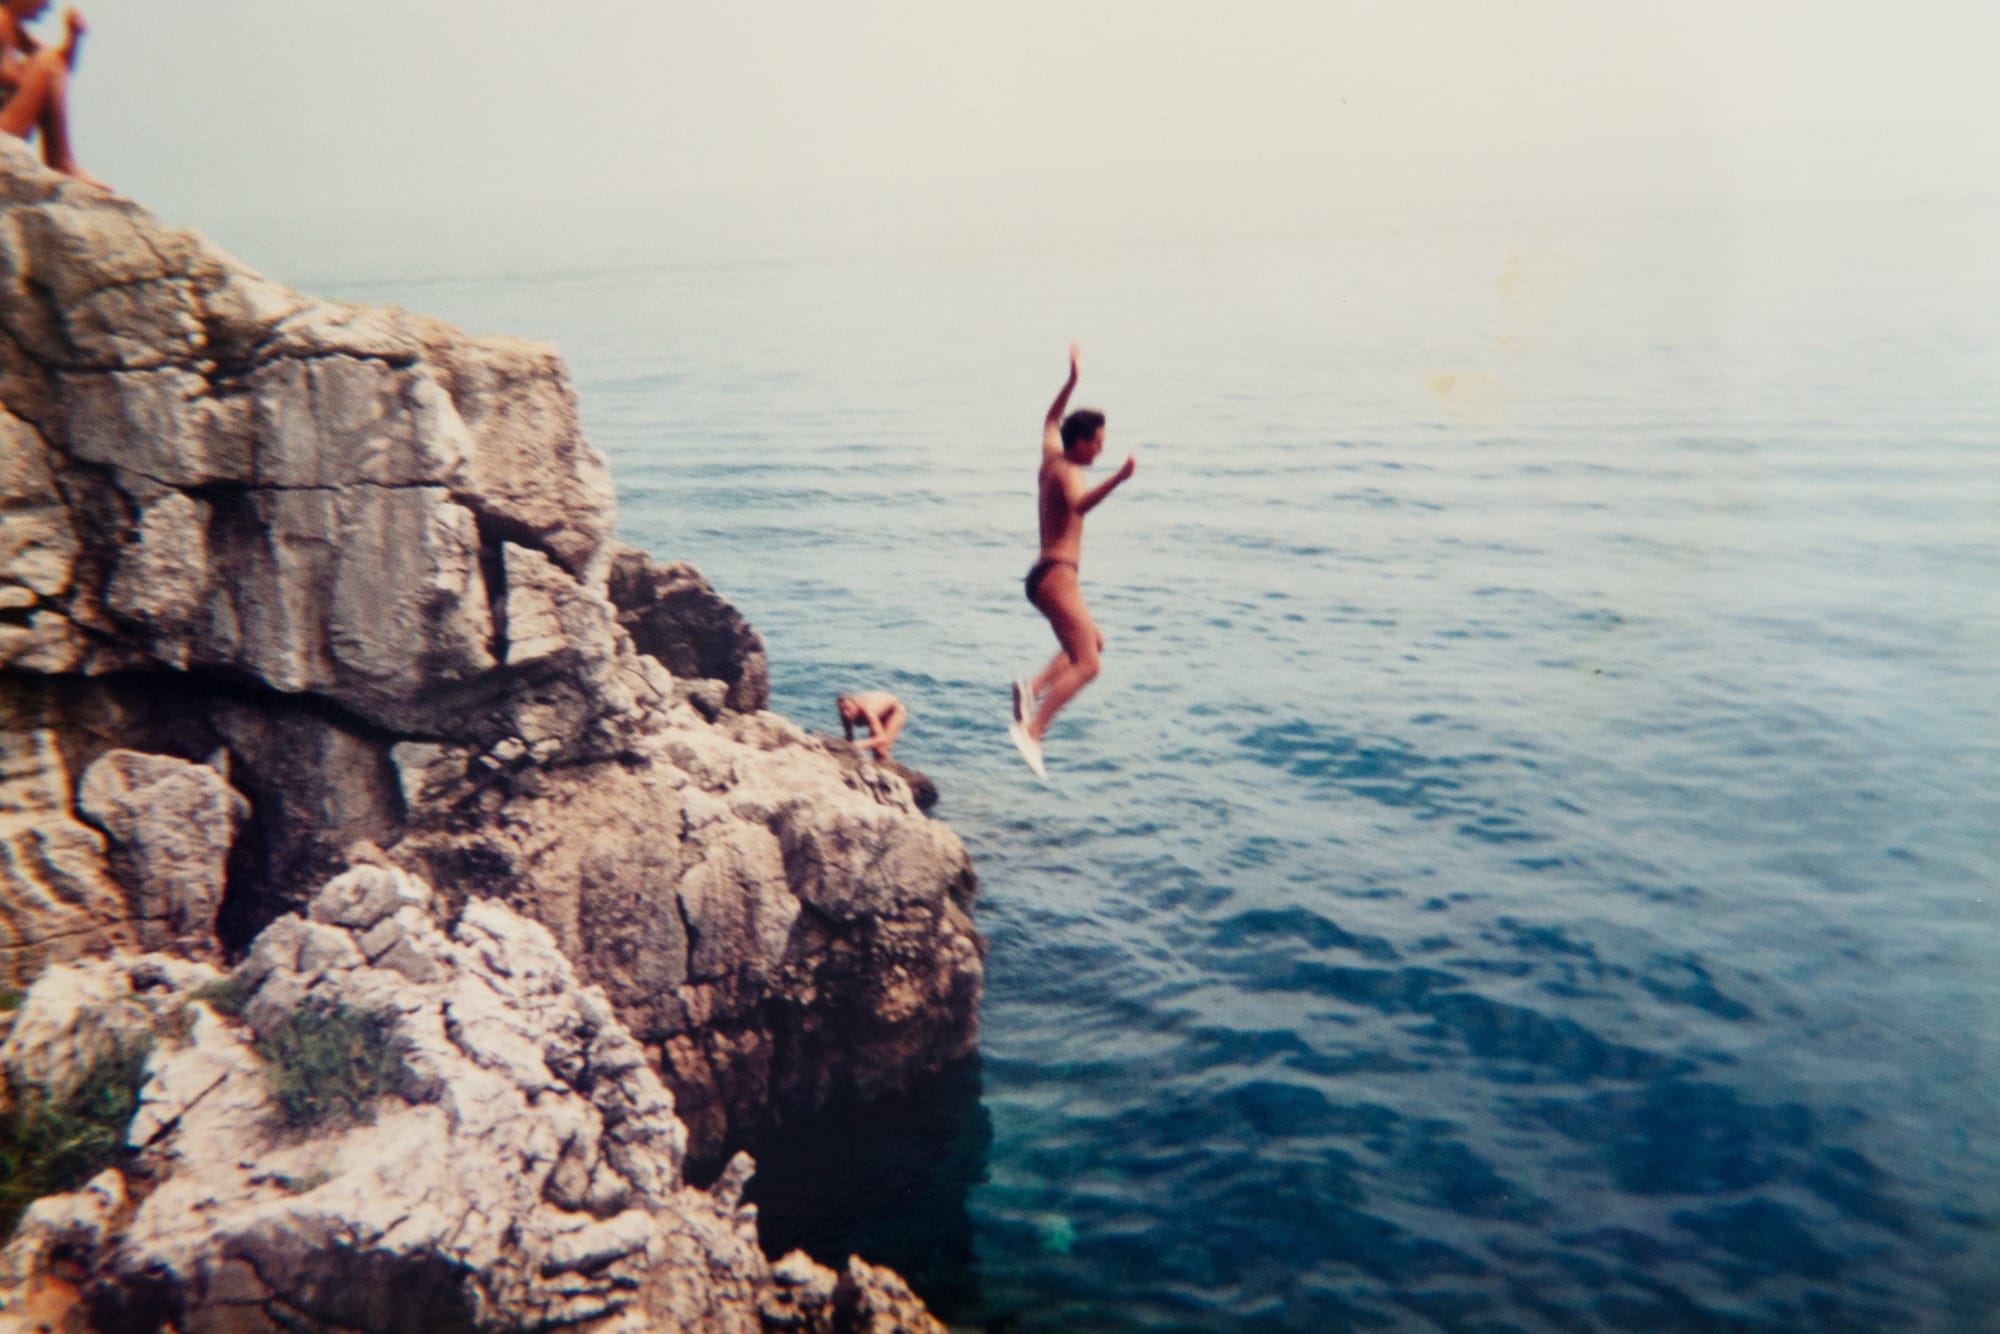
[
  {"xmin": 87, "ymin": 1250, "xmax": 485, "ymax": 1334},
  {"xmin": 471, "ymin": 509, "xmax": 516, "ymax": 665},
  {"xmin": 39, "ymin": 449, "xmax": 135, "ymax": 631},
  {"xmin": 209, "ymin": 701, "xmax": 403, "ymax": 952}
]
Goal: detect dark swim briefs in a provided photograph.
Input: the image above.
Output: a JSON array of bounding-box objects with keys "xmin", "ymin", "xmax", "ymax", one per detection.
[{"xmin": 1024, "ymin": 557, "xmax": 1077, "ymax": 603}]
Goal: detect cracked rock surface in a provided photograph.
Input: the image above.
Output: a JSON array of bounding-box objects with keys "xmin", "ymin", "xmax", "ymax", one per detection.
[
  {"xmin": 0, "ymin": 866, "xmax": 946, "ymax": 1333},
  {"xmin": 0, "ymin": 141, "xmax": 982, "ymax": 1167}
]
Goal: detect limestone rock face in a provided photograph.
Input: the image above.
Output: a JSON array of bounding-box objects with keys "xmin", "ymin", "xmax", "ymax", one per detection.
[
  {"xmin": 0, "ymin": 685, "xmax": 234, "ymax": 978},
  {"xmin": 0, "ymin": 869, "xmax": 946, "ymax": 1333},
  {"xmin": 0, "ymin": 148, "xmax": 618, "ymax": 744},
  {"xmin": 0, "ymin": 142, "xmax": 982, "ymax": 1172},
  {"xmin": 76, "ymin": 748, "xmax": 246, "ymax": 955},
  {"xmin": 0, "ymin": 949, "xmax": 211, "ymax": 1096},
  {"xmin": 607, "ymin": 543, "xmax": 771, "ymax": 714},
  {"xmin": 391, "ymin": 705, "xmax": 981, "ymax": 1160},
  {"xmin": 0, "ymin": 684, "xmax": 132, "ymax": 977}
]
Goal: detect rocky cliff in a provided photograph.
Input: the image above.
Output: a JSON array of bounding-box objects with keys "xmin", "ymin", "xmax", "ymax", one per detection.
[
  {"xmin": 0, "ymin": 865, "xmax": 944, "ymax": 1331},
  {"xmin": 0, "ymin": 138, "xmax": 983, "ymax": 1172}
]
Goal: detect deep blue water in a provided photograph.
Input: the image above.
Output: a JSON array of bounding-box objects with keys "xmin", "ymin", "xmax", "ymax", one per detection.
[{"xmin": 319, "ymin": 198, "xmax": 2000, "ymax": 1331}]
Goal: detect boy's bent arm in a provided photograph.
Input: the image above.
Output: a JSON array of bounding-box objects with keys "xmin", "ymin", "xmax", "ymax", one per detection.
[
  {"xmin": 855, "ymin": 716, "xmax": 899, "ymax": 754},
  {"xmin": 1077, "ymin": 455, "xmax": 1137, "ymax": 514}
]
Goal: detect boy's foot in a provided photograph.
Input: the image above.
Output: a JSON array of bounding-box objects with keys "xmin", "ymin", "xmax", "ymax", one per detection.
[{"xmin": 1008, "ymin": 720, "xmax": 1046, "ymax": 778}]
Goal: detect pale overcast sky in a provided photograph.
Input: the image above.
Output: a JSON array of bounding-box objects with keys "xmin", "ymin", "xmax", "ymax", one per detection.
[{"xmin": 53, "ymin": 1, "xmax": 2000, "ymax": 265}]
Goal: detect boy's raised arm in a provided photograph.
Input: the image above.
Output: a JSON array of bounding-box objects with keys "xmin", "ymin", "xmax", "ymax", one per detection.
[{"xmin": 1043, "ymin": 343, "xmax": 1080, "ymax": 456}]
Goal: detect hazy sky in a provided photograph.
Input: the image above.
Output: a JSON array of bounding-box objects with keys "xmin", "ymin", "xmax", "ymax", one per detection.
[{"xmin": 51, "ymin": 1, "xmax": 2000, "ymax": 267}]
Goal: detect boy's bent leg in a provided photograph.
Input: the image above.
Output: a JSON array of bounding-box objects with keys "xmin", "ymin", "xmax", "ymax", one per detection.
[
  {"xmin": 1031, "ymin": 655, "xmax": 1098, "ymax": 739},
  {"xmin": 1027, "ymin": 648, "xmax": 1067, "ymax": 704},
  {"xmin": 1027, "ymin": 572, "xmax": 1101, "ymax": 741},
  {"xmin": 1026, "ymin": 620, "xmax": 1100, "ymax": 707}
]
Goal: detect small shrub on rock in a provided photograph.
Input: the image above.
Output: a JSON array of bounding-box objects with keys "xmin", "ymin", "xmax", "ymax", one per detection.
[
  {"xmin": 189, "ymin": 971, "xmax": 254, "ymax": 1020},
  {"xmin": 269, "ymin": 1168, "xmax": 334, "ymax": 1195},
  {"xmin": 255, "ymin": 1005, "xmax": 407, "ymax": 1132},
  {"xmin": 0, "ymin": 1036, "xmax": 153, "ymax": 1239}
]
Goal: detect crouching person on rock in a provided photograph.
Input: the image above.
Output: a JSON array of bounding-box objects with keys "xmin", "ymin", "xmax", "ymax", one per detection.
[{"xmin": 837, "ymin": 691, "xmax": 907, "ymax": 763}]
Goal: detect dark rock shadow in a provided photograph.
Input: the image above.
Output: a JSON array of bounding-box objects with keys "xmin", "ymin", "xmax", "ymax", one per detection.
[{"xmin": 741, "ymin": 1054, "xmax": 990, "ymax": 1319}]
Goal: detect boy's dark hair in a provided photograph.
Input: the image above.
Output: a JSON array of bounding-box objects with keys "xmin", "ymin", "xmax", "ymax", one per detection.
[{"xmin": 1061, "ymin": 409, "xmax": 1106, "ymax": 453}]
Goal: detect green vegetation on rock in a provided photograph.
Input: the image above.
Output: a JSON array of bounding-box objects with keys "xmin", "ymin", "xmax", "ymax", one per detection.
[
  {"xmin": 190, "ymin": 971, "xmax": 254, "ymax": 1020},
  {"xmin": 0, "ymin": 1036, "xmax": 153, "ymax": 1239},
  {"xmin": 255, "ymin": 1005, "xmax": 407, "ymax": 1133}
]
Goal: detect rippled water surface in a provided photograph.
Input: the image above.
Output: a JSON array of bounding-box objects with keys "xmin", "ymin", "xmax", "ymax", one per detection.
[{"xmin": 329, "ymin": 199, "xmax": 1999, "ymax": 1331}]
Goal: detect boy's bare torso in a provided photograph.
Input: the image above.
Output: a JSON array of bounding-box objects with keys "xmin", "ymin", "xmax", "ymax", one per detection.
[{"xmin": 1037, "ymin": 456, "xmax": 1089, "ymax": 564}]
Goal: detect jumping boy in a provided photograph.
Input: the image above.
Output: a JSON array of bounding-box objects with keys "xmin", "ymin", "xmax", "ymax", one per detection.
[{"xmin": 1010, "ymin": 343, "xmax": 1136, "ymax": 777}]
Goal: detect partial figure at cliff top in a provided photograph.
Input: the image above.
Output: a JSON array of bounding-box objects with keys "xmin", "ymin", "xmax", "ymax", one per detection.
[
  {"xmin": 0, "ymin": 0, "xmax": 104, "ymax": 189},
  {"xmin": 838, "ymin": 690, "xmax": 907, "ymax": 763}
]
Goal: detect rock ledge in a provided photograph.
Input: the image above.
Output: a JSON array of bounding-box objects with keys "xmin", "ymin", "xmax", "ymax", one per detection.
[{"xmin": 0, "ymin": 865, "xmax": 945, "ymax": 1332}]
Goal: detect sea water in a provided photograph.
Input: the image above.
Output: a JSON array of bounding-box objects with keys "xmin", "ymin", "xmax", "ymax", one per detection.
[{"xmin": 312, "ymin": 196, "xmax": 1999, "ymax": 1331}]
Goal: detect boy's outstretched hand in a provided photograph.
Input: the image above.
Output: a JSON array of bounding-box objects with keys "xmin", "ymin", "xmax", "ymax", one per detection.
[{"xmin": 1115, "ymin": 455, "xmax": 1137, "ymax": 483}]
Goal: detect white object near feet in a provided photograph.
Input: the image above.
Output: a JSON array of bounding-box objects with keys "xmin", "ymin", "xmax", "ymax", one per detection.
[{"xmin": 1009, "ymin": 719, "xmax": 1046, "ymax": 778}]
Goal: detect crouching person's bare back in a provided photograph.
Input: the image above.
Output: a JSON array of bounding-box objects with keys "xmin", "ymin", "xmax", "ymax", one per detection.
[{"xmin": 1011, "ymin": 343, "xmax": 1136, "ymax": 778}]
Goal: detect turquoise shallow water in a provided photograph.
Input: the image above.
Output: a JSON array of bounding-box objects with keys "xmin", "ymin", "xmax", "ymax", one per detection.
[{"xmin": 323, "ymin": 199, "xmax": 1999, "ymax": 1331}]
